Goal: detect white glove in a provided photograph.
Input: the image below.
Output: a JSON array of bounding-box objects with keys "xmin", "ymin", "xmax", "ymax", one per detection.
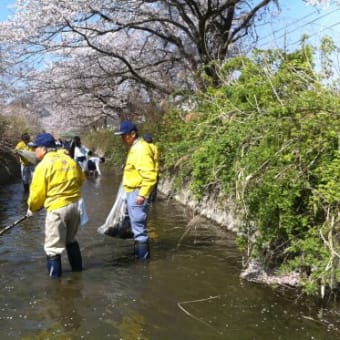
[{"xmin": 26, "ymin": 209, "xmax": 34, "ymax": 217}]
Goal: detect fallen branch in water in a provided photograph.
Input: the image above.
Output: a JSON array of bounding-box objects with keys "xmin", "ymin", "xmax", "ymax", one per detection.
[
  {"xmin": 302, "ymin": 314, "xmax": 340, "ymax": 335},
  {"xmin": 177, "ymin": 295, "xmax": 222, "ymax": 334},
  {"xmin": 176, "ymin": 215, "xmax": 202, "ymax": 249}
]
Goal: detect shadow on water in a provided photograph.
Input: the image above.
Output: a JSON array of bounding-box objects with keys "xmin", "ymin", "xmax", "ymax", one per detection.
[{"xmin": 1, "ymin": 174, "xmax": 340, "ymax": 339}]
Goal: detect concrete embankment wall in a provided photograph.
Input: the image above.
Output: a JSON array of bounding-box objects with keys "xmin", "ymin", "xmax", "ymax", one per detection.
[
  {"xmin": 158, "ymin": 177, "xmax": 240, "ymax": 232},
  {"xmin": 158, "ymin": 177, "xmax": 301, "ymax": 287}
]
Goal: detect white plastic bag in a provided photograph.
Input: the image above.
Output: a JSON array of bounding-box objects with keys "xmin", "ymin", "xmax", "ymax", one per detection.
[
  {"xmin": 97, "ymin": 184, "xmax": 133, "ymax": 239},
  {"xmin": 16, "ymin": 150, "xmax": 38, "ymax": 165},
  {"xmin": 78, "ymin": 198, "xmax": 89, "ymax": 228}
]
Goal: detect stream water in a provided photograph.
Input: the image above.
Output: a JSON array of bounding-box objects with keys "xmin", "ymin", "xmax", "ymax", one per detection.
[{"xmin": 0, "ymin": 172, "xmax": 339, "ymax": 339}]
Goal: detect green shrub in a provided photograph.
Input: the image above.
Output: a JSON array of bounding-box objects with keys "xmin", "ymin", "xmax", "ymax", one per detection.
[{"xmin": 158, "ymin": 42, "xmax": 340, "ymax": 295}]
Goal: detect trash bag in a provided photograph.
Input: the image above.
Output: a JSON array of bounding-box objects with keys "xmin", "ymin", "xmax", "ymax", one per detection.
[
  {"xmin": 78, "ymin": 198, "xmax": 89, "ymax": 229},
  {"xmin": 16, "ymin": 150, "xmax": 37, "ymax": 165},
  {"xmin": 97, "ymin": 184, "xmax": 133, "ymax": 239}
]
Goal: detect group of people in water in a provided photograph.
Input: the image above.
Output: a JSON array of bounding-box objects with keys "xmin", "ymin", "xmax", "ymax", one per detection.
[
  {"xmin": 15, "ymin": 133, "xmax": 104, "ymax": 192},
  {"xmin": 13, "ymin": 121, "xmax": 160, "ymax": 279}
]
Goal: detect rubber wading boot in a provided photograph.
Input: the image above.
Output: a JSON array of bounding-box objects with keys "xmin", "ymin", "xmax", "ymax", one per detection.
[
  {"xmin": 47, "ymin": 254, "xmax": 62, "ymax": 278},
  {"xmin": 66, "ymin": 241, "xmax": 83, "ymax": 271},
  {"xmin": 134, "ymin": 241, "xmax": 150, "ymax": 260}
]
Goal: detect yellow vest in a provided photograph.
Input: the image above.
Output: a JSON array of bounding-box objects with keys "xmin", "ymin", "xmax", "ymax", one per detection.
[
  {"xmin": 28, "ymin": 151, "xmax": 85, "ymax": 212},
  {"xmin": 123, "ymin": 138, "xmax": 158, "ymax": 198},
  {"xmin": 15, "ymin": 140, "xmax": 35, "ymax": 165},
  {"xmin": 148, "ymin": 142, "xmax": 160, "ymax": 174}
]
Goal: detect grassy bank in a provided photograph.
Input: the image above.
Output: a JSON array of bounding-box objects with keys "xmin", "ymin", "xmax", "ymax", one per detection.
[{"xmin": 157, "ymin": 44, "xmax": 340, "ymax": 296}]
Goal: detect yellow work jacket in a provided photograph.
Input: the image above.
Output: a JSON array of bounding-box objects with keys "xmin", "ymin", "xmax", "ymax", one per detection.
[
  {"xmin": 15, "ymin": 140, "xmax": 35, "ymax": 166},
  {"xmin": 28, "ymin": 151, "xmax": 85, "ymax": 212},
  {"xmin": 123, "ymin": 138, "xmax": 158, "ymax": 198},
  {"xmin": 148, "ymin": 142, "xmax": 160, "ymax": 174}
]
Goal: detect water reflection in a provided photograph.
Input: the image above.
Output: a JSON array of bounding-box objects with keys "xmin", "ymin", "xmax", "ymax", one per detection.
[
  {"xmin": 27, "ymin": 278, "xmax": 84, "ymax": 338},
  {"xmin": 0, "ymin": 176, "xmax": 340, "ymax": 339}
]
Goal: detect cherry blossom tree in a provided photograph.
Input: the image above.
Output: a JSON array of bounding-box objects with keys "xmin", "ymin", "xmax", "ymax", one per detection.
[{"xmin": 0, "ymin": 0, "xmax": 278, "ymax": 129}]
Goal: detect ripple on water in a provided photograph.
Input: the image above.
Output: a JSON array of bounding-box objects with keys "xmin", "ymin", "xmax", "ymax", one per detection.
[{"xmin": 0, "ymin": 178, "xmax": 339, "ymax": 339}]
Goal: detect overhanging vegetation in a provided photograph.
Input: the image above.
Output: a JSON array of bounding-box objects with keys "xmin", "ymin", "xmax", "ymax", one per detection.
[{"xmin": 158, "ymin": 42, "xmax": 340, "ymax": 296}]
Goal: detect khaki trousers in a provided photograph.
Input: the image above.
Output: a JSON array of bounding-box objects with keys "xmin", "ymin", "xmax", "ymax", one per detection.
[{"xmin": 44, "ymin": 201, "xmax": 80, "ymax": 256}]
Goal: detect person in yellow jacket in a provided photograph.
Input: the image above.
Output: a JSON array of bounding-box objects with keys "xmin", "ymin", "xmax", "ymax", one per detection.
[
  {"xmin": 27, "ymin": 133, "xmax": 85, "ymax": 278},
  {"xmin": 114, "ymin": 121, "xmax": 158, "ymax": 260},
  {"xmin": 15, "ymin": 132, "xmax": 35, "ymax": 192},
  {"xmin": 143, "ymin": 133, "xmax": 160, "ymax": 202}
]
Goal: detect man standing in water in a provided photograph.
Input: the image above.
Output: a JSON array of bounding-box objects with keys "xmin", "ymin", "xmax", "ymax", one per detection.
[
  {"xmin": 15, "ymin": 132, "xmax": 35, "ymax": 192},
  {"xmin": 27, "ymin": 133, "xmax": 85, "ymax": 278},
  {"xmin": 114, "ymin": 121, "xmax": 158, "ymax": 260}
]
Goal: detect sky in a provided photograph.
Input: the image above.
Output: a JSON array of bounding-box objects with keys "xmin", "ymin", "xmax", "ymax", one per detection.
[
  {"xmin": 0, "ymin": 0, "xmax": 338, "ymax": 50},
  {"xmin": 0, "ymin": 0, "xmax": 15, "ymax": 21},
  {"xmin": 257, "ymin": 1, "xmax": 340, "ymax": 50}
]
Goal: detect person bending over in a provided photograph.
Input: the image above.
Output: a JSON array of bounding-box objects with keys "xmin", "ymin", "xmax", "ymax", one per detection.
[{"xmin": 85, "ymin": 150, "xmax": 105, "ymax": 177}]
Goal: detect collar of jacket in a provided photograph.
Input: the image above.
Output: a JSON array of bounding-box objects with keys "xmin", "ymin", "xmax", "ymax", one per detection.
[{"xmin": 131, "ymin": 137, "xmax": 141, "ymax": 146}]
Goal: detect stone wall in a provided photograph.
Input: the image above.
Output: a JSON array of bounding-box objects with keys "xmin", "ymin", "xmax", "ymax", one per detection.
[
  {"xmin": 158, "ymin": 177, "xmax": 300, "ymax": 288},
  {"xmin": 158, "ymin": 177, "xmax": 240, "ymax": 232}
]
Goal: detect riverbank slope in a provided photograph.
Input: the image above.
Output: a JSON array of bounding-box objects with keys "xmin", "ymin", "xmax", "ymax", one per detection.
[
  {"xmin": 0, "ymin": 150, "xmax": 20, "ymax": 184},
  {"xmin": 158, "ymin": 177, "xmax": 301, "ymax": 288}
]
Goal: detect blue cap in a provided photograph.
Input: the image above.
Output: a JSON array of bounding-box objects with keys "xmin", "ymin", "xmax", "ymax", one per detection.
[
  {"xmin": 30, "ymin": 133, "xmax": 56, "ymax": 148},
  {"xmin": 144, "ymin": 133, "xmax": 153, "ymax": 143},
  {"xmin": 114, "ymin": 121, "xmax": 137, "ymax": 135}
]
